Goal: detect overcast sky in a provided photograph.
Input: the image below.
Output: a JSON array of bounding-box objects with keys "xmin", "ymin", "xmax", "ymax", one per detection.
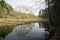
[{"xmin": 5, "ymin": 0, "xmax": 46, "ymax": 16}]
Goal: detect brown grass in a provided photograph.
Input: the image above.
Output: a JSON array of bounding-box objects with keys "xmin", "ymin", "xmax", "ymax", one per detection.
[{"xmin": 0, "ymin": 11, "xmax": 42, "ymax": 27}]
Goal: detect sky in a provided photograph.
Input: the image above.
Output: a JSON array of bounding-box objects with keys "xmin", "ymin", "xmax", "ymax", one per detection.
[{"xmin": 5, "ymin": 0, "xmax": 46, "ymax": 16}]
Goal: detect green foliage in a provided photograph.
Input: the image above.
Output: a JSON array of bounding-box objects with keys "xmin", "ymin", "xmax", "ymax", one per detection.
[
  {"xmin": 3, "ymin": 2, "xmax": 13, "ymax": 12},
  {"xmin": 0, "ymin": 0, "xmax": 13, "ymax": 18}
]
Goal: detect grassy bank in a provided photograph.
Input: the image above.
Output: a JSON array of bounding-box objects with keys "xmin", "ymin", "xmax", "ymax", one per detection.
[
  {"xmin": 0, "ymin": 11, "xmax": 42, "ymax": 27},
  {"xmin": 0, "ymin": 11, "xmax": 42, "ymax": 38}
]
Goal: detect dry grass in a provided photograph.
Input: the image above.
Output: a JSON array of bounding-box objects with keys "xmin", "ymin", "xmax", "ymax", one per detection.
[{"xmin": 0, "ymin": 11, "xmax": 42, "ymax": 27}]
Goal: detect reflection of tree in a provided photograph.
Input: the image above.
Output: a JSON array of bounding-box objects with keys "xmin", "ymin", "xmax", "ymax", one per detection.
[
  {"xmin": 39, "ymin": 21, "xmax": 52, "ymax": 31},
  {"xmin": 13, "ymin": 24, "xmax": 33, "ymax": 36},
  {"xmin": 38, "ymin": 21, "xmax": 56, "ymax": 40},
  {"xmin": 39, "ymin": 21, "xmax": 50, "ymax": 29},
  {"xmin": 0, "ymin": 26, "xmax": 13, "ymax": 38}
]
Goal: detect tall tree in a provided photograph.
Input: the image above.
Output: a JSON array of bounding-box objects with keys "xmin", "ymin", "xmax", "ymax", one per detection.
[
  {"xmin": 0, "ymin": 0, "xmax": 17, "ymax": 18},
  {"xmin": 52, "ymin": 0, "xmax": 60, "ymax": 26}
]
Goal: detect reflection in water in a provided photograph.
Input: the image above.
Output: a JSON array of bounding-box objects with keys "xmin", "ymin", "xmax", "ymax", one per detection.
[{"xmin": 3, "ymin": 23, "xmax": 49, "ymax": 40}]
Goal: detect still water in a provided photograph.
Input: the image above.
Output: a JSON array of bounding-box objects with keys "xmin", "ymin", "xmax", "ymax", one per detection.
[{"xmin": 1, "ymin": 22, "xmax": 50, "ymax": 40}]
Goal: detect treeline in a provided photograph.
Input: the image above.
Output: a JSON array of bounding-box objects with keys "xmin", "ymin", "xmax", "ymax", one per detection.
[
  {"xmin": 39, "ymin": 0, "xmax": 60, "ymax": 26},
  {"xmin": 49, "ymin": 0, "xmax": 60, "ymax": 26}
]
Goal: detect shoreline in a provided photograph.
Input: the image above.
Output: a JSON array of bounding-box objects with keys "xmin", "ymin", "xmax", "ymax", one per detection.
[{"xmin": 0, "ymin": 19, "xmax": 48, "ymax": 27}]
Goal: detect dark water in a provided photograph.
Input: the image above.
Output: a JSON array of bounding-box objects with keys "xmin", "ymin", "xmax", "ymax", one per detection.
[{"xmin": 0, "ymin": 22, "xmax": 53, "ymax": 40}]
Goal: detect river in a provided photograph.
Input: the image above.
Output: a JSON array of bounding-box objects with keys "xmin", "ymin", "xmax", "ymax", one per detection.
[{"xmin": 0, "ymin": 22, "xmax": 51, "ymax": 40}]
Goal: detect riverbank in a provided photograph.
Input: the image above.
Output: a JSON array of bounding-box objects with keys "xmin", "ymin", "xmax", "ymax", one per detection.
[
  {"xmin": 0, "ymin": 10, "xmax": 41, "ymax": 26},
  {"xmin": 0, "ymin": 18, "xmax": 49, "ymax": 27},
  {"xmin": 0, "ymin": 13, "xmax": 41, "ymax": 38},
  {"xmin": 0, "ymin": 14, "xmax": 49, "ymax": 38}
]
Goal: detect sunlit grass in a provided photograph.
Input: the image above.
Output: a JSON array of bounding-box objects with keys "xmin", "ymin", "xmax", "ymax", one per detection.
[{"xmin": 0, "ymin": 11, "xmax": 41, "ymax": 27}]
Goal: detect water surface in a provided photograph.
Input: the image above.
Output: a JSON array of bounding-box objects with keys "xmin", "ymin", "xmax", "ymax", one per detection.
[{"xmin": 1, "ymin": 22, "xmax": 50, "ymax": 40}]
